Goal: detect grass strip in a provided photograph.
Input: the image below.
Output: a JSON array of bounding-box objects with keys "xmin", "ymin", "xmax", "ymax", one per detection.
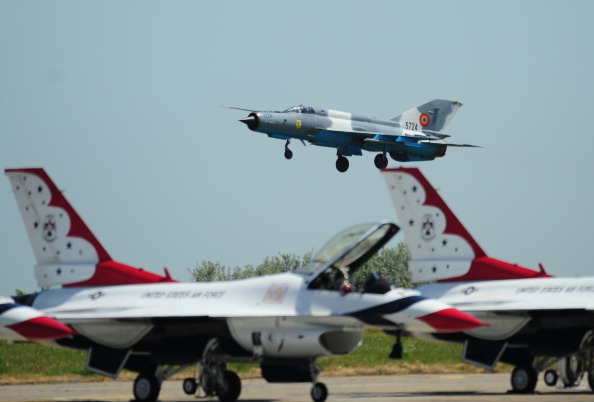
[{"xmin": 0, "ymin": 330, "xmax": 506, "ymax": 385}]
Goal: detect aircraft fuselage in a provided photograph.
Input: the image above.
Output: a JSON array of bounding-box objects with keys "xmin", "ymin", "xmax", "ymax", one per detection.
[
  {"xmin": 418, "ymin": 277, "xmax": 594, "ymax": 369},
  {"xmin": 21, "ymin": 271, "xmax": 465, "ymax": 361},
  {"xmin": 242, "ymin": 107, "xmax": 445, "ymax": 160}
]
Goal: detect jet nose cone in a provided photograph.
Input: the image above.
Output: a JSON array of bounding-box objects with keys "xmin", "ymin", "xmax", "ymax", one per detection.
[
  {"xmin": 239, "ymin": 116, "xmax": 255, "ymax": 126},
  {"xmin": 238, "ymin": 114, "xmax": 259, "ymax": 131},
  {"xmin": 417, "ymin": 308, "xmax": 488, "ymax": 332}
]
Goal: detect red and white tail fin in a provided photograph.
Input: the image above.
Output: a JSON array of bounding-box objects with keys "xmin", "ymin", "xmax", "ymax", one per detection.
[
  {"xmin": 381, "ymin": 167, "xmax": 552, "ymax": 283},
  {"xmin": 5, "ymin": 168, "xmax": 176, "ymax": 288}
]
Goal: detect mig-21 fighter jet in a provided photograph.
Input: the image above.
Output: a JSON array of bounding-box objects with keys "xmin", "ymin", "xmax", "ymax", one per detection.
[{"xmin": 228, "ymin": 99, "xmax": 476, "ymax": 172}]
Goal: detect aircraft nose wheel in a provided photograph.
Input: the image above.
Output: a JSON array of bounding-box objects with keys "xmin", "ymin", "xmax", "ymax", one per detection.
[
  {"xmin": 311, "ymin": 382, "xmax": 328, "ymax": 402},
  {"xmin": 336, "ymin": 156, "xmax": 349, "ymax": 172},
  {"xmin": 284, "ymin": 140, "xmax": 293, "ymax": 160},
  {"xmin": 544, "ymin": 369, "xmax": 558, "ymax": 386},
  {"xmin": 182, "ymin": 377, "xmax": 198, "ymax": 395}
]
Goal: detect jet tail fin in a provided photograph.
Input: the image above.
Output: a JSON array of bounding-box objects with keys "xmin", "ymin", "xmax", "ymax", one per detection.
[
  {"xmin": 391, "ymin": 99, "xmax": 463, "ymax": 133},
  {"xmin": 381, "ymin": 167, "xmax": 552, "ymax": 283},
  {"xmin": 5, "ymin": 168, "xmax": 176, "ymax": 288}
]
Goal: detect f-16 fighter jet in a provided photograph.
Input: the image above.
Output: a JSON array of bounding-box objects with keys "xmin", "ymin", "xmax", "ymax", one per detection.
[
  {"xmin": 3, "ymin": 168, "xmax": 485, "ymax": 402},
  {"xmin": 228, "ymin": 99, "xmax": 476, "ymax": 172},
  {"xmin": 382, "ymin": 167, "xmax": 594, "ymax": 394}
]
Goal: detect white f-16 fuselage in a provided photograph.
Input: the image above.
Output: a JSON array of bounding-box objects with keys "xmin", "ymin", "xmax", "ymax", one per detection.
[
  {"xmin": 3, "ymin": 168, "xmax": 484, "ymax": 402},
  {"xmin": 28, "ymin": 273, "xmax": 458, "ymax": 359}
]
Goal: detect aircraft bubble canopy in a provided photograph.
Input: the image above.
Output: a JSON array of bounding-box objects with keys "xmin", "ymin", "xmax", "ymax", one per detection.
[
  {"xmin": 295, "ymin": 222, "xmax": 397, "ymax": 276},
  {"xmin": 283, "ymin": 105, "xmax": 316, "ymax": 114}
]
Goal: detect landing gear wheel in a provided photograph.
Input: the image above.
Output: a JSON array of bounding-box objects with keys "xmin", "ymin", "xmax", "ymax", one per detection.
[
  {"xmin": 183, "ymin": 377, "xmax": 198, "ymax": 395},
  {"xmin": 510, "ymin": 365, "xmax": 537, "ymax": 393},
  {"xmin": 284, "ymin": 149, "xmax": 293, "ymax": 160},
  {"xmin": 336, "ymin": 156, "xmax": 349, "ymax": 172},
  {"xmin": 311, "ymin": 382, "xmax": 328, "ymax": 402},
  {"xmin": 562, "ymin": 354, "xmax": 584, "ymax": 387},
  {"xmin": 133, "ymin": 374, "xmax": 161, "ymax": 402},
  {"xmin": 217, "ymin": 370, "xmax": 241, "ymax": 401},
  {"xmin": 374, "ymin": 153, "xmax": 388, "ymax": 169},
  {"xmin": 544, "ymin": 369, "xmax": 558, "ymax": 387}
]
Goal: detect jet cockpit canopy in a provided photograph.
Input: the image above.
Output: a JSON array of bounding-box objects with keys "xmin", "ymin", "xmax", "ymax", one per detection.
[
  {"xmin": 295, "ymin": 222, "xmax": 398, "ymax": 290},
  {"xmin": 283, "ymin": 105, "xmax": 316, "ymax": 114}
]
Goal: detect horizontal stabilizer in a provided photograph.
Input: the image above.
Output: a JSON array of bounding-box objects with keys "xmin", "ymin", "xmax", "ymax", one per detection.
[
  {"xmin": 444, "ymin": 143, "xmax": 481, "ymax": 148},
  {"xmin": 418, "ymin": 140, "xmax": 480, "ymax": 148}
]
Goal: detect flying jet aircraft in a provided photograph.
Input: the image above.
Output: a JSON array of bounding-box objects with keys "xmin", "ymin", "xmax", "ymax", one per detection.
[
  {"xmin": 382, "ymin": 167, "xmax": 594, "ymax": 394},
  {"xmin": 227, "ymin": 99, "xmax": 476, "ymax": 172},
  {"xmin": 2, "ymin": 168, "xmax": 485, "ymax": 402}
]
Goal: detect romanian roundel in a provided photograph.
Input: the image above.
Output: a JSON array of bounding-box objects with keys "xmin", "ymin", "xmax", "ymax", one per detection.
[{"xmin": 419, "ymin": 113, "xmax": 430, "ymax": 127}]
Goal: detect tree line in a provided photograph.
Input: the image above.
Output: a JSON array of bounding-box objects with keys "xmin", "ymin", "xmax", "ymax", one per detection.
[{"xmin": 189, "ymin": 241, "xmax": 412, "ymax": 288}]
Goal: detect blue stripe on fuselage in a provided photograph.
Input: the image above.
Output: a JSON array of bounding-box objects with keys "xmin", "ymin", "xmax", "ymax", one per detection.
[{"xmin": 346, "ymin": 295, "xmax": 425, "ymax": 326}]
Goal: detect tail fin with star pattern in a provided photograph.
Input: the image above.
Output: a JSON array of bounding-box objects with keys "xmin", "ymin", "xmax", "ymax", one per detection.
[
  {"xmin": 5, "ymin": 168, "xmax": 175, "ymax": 288},
  {"xmin": 381, "ymin": 167, "xmax": 552, "ymax": 283}
]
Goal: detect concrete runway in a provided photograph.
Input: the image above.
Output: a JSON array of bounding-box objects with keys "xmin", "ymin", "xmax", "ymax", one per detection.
[{"xmin": 0, "ymin": 373, "xmax": 592, "ymax": 401}]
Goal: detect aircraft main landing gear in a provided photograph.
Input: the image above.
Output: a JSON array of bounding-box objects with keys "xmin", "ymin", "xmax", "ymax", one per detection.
[
  {"xmin": 181, "ymin": 338, "xmax": 242, "ymax": 401},
  {"xmin": 374, "ymin": 153, "xmax": 388, "ymax": 169},
  {"xmin": 196, "ymin": 368, "xmax": 241, "ymax": 401},
  {"xmin": 336, "ymin": 155, "xmax": 349, "ymax": 172}
]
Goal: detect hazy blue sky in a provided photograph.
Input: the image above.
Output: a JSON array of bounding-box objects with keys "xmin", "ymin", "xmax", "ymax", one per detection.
[{"xmin": 2, "ymin": 1, "xmax": 594, "ymax": 295}]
